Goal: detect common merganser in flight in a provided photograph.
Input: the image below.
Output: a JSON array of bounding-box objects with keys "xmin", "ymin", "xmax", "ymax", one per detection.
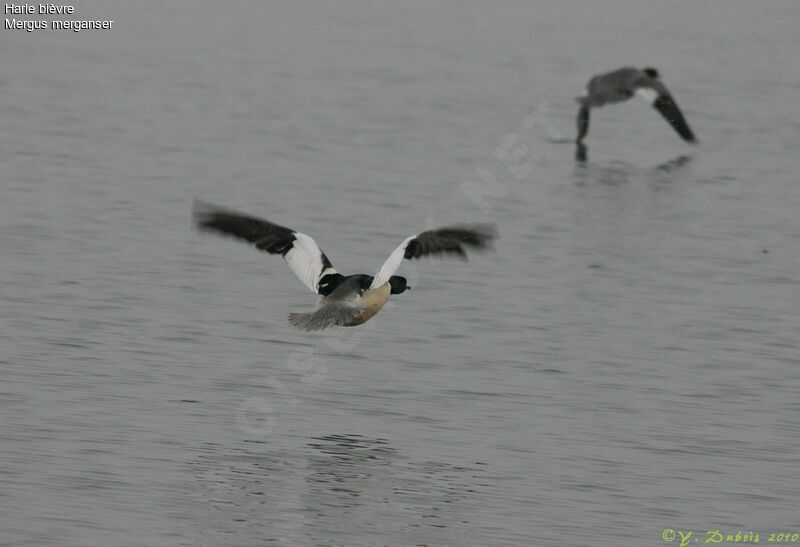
[
  {"xmin": 576, "ymin": 67, "xmax": 697, "ymax": 144},
  {"xmin": 192, "ymin": 200, "xmax": 496, "ymax": 331}
]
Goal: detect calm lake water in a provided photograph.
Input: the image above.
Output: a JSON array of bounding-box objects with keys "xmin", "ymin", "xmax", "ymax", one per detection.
[{"xmin": 2, "ymin": 1, "xmax": 799, "ymax": 545}]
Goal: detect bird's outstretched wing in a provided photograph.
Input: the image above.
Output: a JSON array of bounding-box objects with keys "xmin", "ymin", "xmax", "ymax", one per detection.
[
  {"xmin": 369, "ymin": 224, "xmax": 496, "ymax": 290},
  {"xmin": 651, "ymin": 94, "xmax": 697, "ymax": 142},
  {"xmin": 640, "ymin": 81, "xmax": 697, "ymax": 143},
  {"xmin": 576, "ymin": 104, "xmax": 591, "ymax": 143},
  {"xmin": 192, "ymin": 200, "xmax": 337, "ymax": 293}
]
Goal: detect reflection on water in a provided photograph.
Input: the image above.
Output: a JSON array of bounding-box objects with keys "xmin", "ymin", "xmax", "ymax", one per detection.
[
  {"xmin": 573, "ymin": 160, "xmax": 634, "ymax": 186},
  {"xmin": 573, "ymin": 139, "xmax": 692, "ymax": 176},
  {"xmin": 573, "ymin": 153, "xmax": 694, "ymax": 186},
  {"xmin": 307, "ymin": 434, "xmax": 395, "ymax": 492},
  {"xmin": 190, "ymin": 434, "xmax": 489, "ymax": 544},
  {"xmin": 654, "ymin": 154, "xmax": 693, "ymax": 172}
]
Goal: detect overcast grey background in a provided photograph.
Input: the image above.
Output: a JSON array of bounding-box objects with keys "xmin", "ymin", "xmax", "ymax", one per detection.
[{"xmin": 1, "ymin": 1, "xmax": 799, "ymax": 545}]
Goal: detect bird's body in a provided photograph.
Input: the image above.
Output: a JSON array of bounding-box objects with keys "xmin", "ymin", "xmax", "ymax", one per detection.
[
  {"xmin": 290, "ymin": 275, "xmax": 391, "ymax": 330},
  {"xmin": 192, "ymin": 201, "xmax": 495, "ymax": 331},
  {"xmin": 345, "ymin": 282, "xmax": 391, "ymax": 326},
  {"xmin": 579, "ymin": 67, "xmax": 649, "ymax": 107},
  {"xmin": 576, "ymin": 67, "xmax": 697, "ymax": 144}
]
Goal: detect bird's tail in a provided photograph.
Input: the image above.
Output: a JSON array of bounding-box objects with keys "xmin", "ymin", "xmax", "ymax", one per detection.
[{"xmin": 287, "ymin": 303, "xmax": 363, "ymax": 331}]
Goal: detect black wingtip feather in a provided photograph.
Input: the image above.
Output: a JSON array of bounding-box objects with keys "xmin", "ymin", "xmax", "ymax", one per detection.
[
  {"xmin": 404, "ymin": 224, "xmax": 497, "ymax": 260},
  {"xmin": 191, "ymin": 199, "xmax": 298, "ymax": 256},
  {"xmin": 652, "ymin": 95, "xmax": 696, "ymax": 143}
]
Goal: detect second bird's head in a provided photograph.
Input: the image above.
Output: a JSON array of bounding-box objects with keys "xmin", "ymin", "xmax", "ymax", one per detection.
[{"xmin": 642, "ymin": 67, "xmax": 660, "ymax": 79}]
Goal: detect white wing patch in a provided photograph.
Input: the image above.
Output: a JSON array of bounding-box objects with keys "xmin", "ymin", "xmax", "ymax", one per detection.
[
  {"xmin": 635, "ymin": 87, "xmax": 658, "ymax": 104},
  {"xmin": 284, "ymin": 232, "xmax": 327, "ymax": 293},
  {"xmin": 370, "ymin": 235, "xmax": 416, "ymax": 290}
]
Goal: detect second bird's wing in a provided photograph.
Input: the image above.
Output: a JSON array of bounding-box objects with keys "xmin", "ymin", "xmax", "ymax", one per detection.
[{"xmin": 640, "ymin": 81, "xmax": 697, "ymax": 143}]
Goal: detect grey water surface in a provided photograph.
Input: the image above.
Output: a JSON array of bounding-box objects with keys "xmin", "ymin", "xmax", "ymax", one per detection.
[{"xmin": 2, "ymin": 1, "xmax": 799, "ymax": 545}]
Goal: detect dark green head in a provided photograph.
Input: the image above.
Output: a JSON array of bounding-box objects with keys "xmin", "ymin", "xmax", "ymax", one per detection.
[{"xmin": 389, "ymin": 276, "xmax": 410, "ymax": 295}]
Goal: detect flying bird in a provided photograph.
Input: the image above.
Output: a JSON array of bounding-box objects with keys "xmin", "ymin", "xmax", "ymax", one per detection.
[
  {"xmin": 576, "ymin": 67, "xmax": 697, "ymax": 144},
  {"xmin": 192, "ymin": 200, "xmax": 496, "ymax": 331}
]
